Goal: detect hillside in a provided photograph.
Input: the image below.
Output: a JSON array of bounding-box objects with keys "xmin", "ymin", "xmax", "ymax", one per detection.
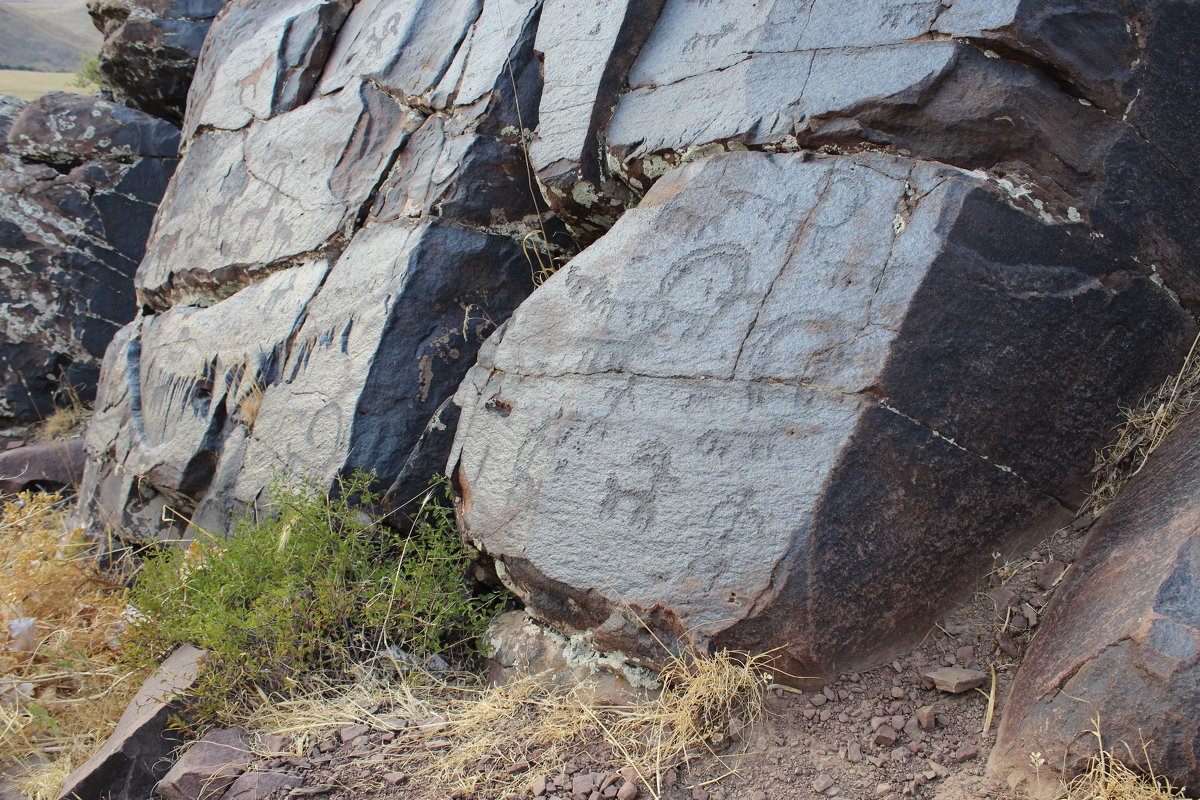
[{"xmin": 0, "ymin": 0, "xmax": 100, "ymax": 73}]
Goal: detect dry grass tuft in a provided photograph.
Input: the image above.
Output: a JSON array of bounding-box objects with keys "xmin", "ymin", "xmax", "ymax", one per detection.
[
  {"xmin": 1089, "ymin": 332, "xmax": 1200, "ymax": 516},
  {"xmin": 247, "ymin": 649, "xmax": 770, "ymax": 799},
  {"xmin": 242, "ymin": 668, "xmax": 447, "ymax": 752},
  {"xmin": 1059, "ymin": 726, "xmax": 1192, "ymax": 800},
  {"xmin": 237, "ymin": 381, "xmax": 265, "ymax": 431},
  {"xmin": 0, "ymin": 492, "xmax": 142, "ymax": 796},
  {"xmin": 34, "ymin": 387, "xmax": 90, "ymax": 444}
]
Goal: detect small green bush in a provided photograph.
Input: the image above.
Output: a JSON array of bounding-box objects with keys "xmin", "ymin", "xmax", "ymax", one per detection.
[
  {"xmin": 70, "ymin": 56, "xmax": 102, "ymax": 90},
  {"xmin": 126, "ymin": 472, "xmax": 500, "ymax": 725}
]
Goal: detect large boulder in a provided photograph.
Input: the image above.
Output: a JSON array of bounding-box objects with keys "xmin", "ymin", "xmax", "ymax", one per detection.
[
  {"xmin": 78, "ymin": 0, "xmax": 548, "ymax": 539},
  {"xmin": 88, "ymin": 0, "xmax": 229, "ymax": 126},
  {"xmin": 445, "ymin": 0, "xmax": 1200, "ymax": 677},
  {"xmin": 448, "ymin": 149, "xmax": 1193, "ymax": 680},
  {"xmin": 990, "ymin": 412, "xmax": 1200, "ymax": 797},
  {"xmin": 0, "ymin": 93, "xmax": 178, "ymax": 425}
]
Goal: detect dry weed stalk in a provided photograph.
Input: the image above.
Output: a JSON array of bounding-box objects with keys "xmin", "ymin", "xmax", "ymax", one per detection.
[
  {"xmin": 0, "ymin": 493, "xmax": 142, "ymax": 796},
  {"xmin": 1089, "ymin": 332, "xmax": 1200, "ymax": 515},
  {"xmin": 1060, "ymin": 722, "xmax": 1191, "ymax": 800}
]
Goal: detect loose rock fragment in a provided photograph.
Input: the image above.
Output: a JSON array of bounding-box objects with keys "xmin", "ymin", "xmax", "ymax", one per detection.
[
  {"xmin": 915, "ymin": 706, "xmax": 937, "ymax": 731},
  {"xmin": 953, "ymin": 744, "xmax": 980, "ymax": 763},
  {"xmin": 873, "ymin": 726, "xmax": 898, "ymax": 747},
  {"xmin": 921, "ymin": 667, "xmax": 987, "ymax": 694}
]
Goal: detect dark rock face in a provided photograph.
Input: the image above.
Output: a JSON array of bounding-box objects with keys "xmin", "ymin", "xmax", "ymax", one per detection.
[
  {"xmin": 990, "ymin": 412, "xmax": 1200, "ymax": 797},
  {"xmin": 78, "ymin": 0, "xmax": 546, "ymax": 539},
  {"xmin": 449, "ymin": 150, "xmax": 1194, "ymax": 680},
  {"xmin": 0, "ymin": 93, "xmax": 178, "ymax": 425},
  {"xmin": 87, "ymin": 0, "xmax": 228, "ymax": 126}
]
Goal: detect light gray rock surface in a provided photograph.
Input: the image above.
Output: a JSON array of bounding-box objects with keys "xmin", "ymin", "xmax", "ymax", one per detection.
[
  {"xmin": 85, "ymin": 222, "xmax": 528, "ymax": 536},
  {"xmin": 0, "ymin": 93, "xmax": 178, "ymax": 424},
  {"xmin": 531, "ymin": 0, "xmax": 1200, "ymax": 318},
  {"xmin": 80, "ymin": 0, "xmax": 546, "ymax": 539},
  {"xmin": 449, "ymin": 149, "xmax": 1194, "ymax": 680},
  {"xmin": 139, "ymin": 82, "xmax": 422, "ymax": 307},
  {"xmin": 182, "ymin": 0, "xmax": 349, "ymax": 138},
  {"xmin": 529, "ymin": 0, "xmax": 666, "ymax": 235}
]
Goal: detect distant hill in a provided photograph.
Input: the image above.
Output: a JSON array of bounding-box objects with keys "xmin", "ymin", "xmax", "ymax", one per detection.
[{"xmin": 0, "ymin": 0, "xmax": 101, "ymax": 73}]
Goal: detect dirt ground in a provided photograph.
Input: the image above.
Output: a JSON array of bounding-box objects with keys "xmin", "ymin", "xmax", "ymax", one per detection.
[{"xmin": 227, "ymin": 519, "xmax": 1089, "ymax": 800}]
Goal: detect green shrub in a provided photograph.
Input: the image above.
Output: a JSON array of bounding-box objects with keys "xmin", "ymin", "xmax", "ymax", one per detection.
[
  {"xmin": 70, "ymin": 56, "xmax": 102, "ymax": 90},
  {"xmin": 126, "ymin": 472, "xmax": 500, "ymax": 725}
]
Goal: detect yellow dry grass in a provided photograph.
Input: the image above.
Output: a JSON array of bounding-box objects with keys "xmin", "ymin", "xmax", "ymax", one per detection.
[
  {"xmin": 523, "ymin": 230, "xmax": 563, "ymax": 286},
  {"xmin": 33, "ymin": 388, "xmax": 90, "ymax": 444},
  {"xmin": 246, "ymin": 649, "xmax": 770, "ymax": 799},
  {"xmin": 237, "ymin": 381, "xmax": 265, "ymax": 431},
  {"xmin": 1089, "ymin": 331, "xmax": 1200, "ymax": 516},
  {"xmin": 1059, "ymin": 727, "xmax": 1193, "ymax": 800},
  {"xmin": 0, "ymin": 492, "xmax": 142, "ymax": 798}
]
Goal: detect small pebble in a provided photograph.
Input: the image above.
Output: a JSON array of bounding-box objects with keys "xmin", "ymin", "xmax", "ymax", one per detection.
[
  {"xmin": 873, "ymin": 725, "xmax": 898, "ymax": 747},
  {"xmin": 954, "ymin": 743, "xmax": 980, "ymax": 762}
]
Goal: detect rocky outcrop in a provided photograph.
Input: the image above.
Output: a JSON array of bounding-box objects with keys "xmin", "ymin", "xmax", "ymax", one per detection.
[
  {"xmin": 440, "ymin": 0, "xmax": 1200, "ymax": 679},
  {"xmin": 87, "ymin": 0, "xmax": 228, "ymax": 126},
  {"xmin": 78, "ymin": 0, "xmax": 547, "ymax": 539},
  {"xmin": 449, "ymin": 149, "xmax": 1194, "ymax": 680},
  {"xmin": 74, "ymin": 0, "xmax": 1200, "ymax": 693},
  {"xmin": 989, "ymin": 412, "xmax": 1200, "ymax": 797},
  {"xmin": 0, "ymin": 92, "xmax": 178, "ymax": 425}
]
